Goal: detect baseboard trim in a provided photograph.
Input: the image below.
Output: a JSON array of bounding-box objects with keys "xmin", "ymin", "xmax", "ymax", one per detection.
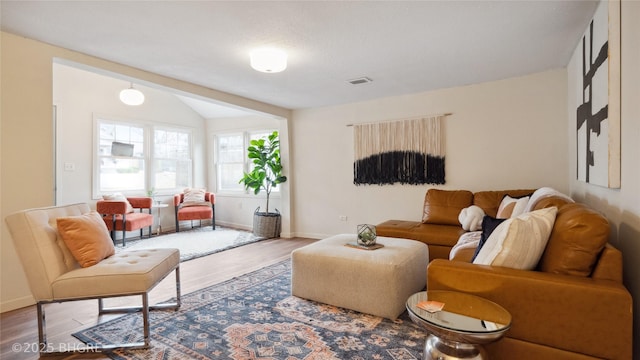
[
  {"xmin": 0, "ymin": 294, "xmax": 35, "ymax": 313},
  {"xmin": 289, "ymin": 232, "xmax": 327, "ymax": 239}
]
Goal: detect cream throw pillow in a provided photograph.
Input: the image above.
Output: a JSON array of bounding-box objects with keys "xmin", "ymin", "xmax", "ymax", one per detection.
[
  {"xmin": 56, "ymin": 211, "xmax": 115, "ymax": 268},
  {"xmin": 496, "ymin": 195, "xmax": 530, "ymax": 218},
  {"xmin": 182, "ymin": 188, "xmax": 209, "ymax": 207},
  {"xmin": 473, "ymin": 207, "xmax": 558, "ymax": 270}
]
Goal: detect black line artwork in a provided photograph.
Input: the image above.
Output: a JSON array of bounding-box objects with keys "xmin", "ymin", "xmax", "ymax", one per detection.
[
  {"xmin": 353, "ymin": 117, "xmax": 445, "ymax": 186},
  {"xmin": 576, "ymin": 19, "xmax": 608, "ymax": 184}
]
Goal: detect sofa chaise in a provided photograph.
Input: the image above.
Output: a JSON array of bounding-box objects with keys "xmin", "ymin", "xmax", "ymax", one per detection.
[{"xmin": 377, "ymin": 188, "xmax": 633, "ymax": 360}]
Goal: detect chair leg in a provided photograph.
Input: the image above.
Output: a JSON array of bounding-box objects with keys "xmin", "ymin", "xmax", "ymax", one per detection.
[
  {"xmin": 141, "ymin": 293, "xmax": 151, "ymax": 347},
  {"xmin": 121, "ymin": 217, "xmax": 127, "ymax": 246},
  {"xmin": 98, "ymin": 266, "xmax": 181, "ymax": 314},
  {"xmin": 212, "ymin": 204, "xmax": 216, "ymax": 230},
  {"xmin": 34, "ymin": 268, "xmax": 180, "ymax": 355},
  {"xmin": 110, "ymin": 216, "xmax": 117, "ymax": 244},
  {"xmin": 37, "ymin": 302, "xmax": 47, "ymax": 348},
  {"xmin": 35, "ymin": 297, "xmax": 150, "ymax": 356},
  {"xmin": 175, "ymin": 207, "xmax": 180, "ymax": 232}
]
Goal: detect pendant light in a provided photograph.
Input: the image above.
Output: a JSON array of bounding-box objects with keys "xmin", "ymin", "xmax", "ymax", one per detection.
[{"xmin": 119, "ymin": 83, "xmax": 145, "ymax": 106}]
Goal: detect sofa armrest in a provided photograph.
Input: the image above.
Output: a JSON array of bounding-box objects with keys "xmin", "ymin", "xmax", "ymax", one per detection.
[
  {"xmin": 427, "ymin": 259, "xmax": 632, "ymax": 360},
  {"xmin": 591, "ymin": 243, "xmax": 623, "ymax": 282}
]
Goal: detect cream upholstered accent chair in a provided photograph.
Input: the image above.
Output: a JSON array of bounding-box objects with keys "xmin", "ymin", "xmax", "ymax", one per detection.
[{"xmin": 5, "ymin": 203, "xmax": 181, "ymax": 356}]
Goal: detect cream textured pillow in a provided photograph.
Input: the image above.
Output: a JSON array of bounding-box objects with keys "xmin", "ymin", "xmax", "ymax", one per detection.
[
  {"xmin": 56, "ymin": 211, "xmax": 115, "ymax": 268},
  {"xmin": 473, "ymin": 207, "xmax": 558, "ymax": 270},
  {"xmin": 182, "ymin": 188, "xmax": 209, "ymax": 207},
  {"xmin": 496, "ymin": 195, "xmax": 530, "ymax": 218},
  {"xmin": 102, "ymin": 193, "xmax": 134, "ymax": 213}
]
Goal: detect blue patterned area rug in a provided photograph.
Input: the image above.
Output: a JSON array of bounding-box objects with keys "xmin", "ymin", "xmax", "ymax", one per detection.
[{"xmin": 74, "ymin": 260, "xmax": 427, "ymax": 359}]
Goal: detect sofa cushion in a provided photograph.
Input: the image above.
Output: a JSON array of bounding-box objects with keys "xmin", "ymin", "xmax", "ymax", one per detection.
[
  {"xmin": 538, "ymin": 203, "xmax": 609, "ymax": 277},
  {"xmin": 473, "ymin": 189, "xmax": 535, "ymax": 217},
  {"xmin": 473, "ymin": 207, "xmax": 558, "ymax": 270},
  {"xmin": 422, "ymin": 189, "xmax": 473, "ymax": 225},
  {"xmin": 377, "ymin": 220, "xmax": 465, "ymax": 247}
]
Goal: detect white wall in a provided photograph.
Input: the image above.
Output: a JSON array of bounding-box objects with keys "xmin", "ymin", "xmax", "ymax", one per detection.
[
  {"xmin": 1, "ymin": 32, "xmax": 290, "ymax": 312},
  {"xmin": 567, "ymin": 1, "xmax": 640, "ymax": 357},
  {"xmin": 206, "ymin": 115, "xmax": 283, "ymax": 231},
  {"xmin": 291, "ymin": 69, "xmax": 569, "ymax": 238},
  {"xmin": 54, "ymin": 63, "xmax": 207, "ymax": 205}
]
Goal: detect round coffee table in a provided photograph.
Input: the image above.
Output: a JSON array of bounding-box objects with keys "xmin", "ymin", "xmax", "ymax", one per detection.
[{"xmin": 406, "ymin": 291, "xmax": 511, "ymax": 360}]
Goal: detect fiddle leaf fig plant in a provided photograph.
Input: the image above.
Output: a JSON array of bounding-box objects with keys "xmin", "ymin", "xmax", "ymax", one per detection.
[{"xmin": 239, "ymin": 131, "xmax": 287, "ymax": 214}]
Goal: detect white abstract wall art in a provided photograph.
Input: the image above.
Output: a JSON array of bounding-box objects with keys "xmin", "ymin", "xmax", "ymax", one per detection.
[{"xmin": 576, "ymin": 0, "xmax": 621, "ymax": 188}]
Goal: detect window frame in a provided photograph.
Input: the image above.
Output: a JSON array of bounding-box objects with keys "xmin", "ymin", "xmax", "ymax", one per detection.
[
  {"xmin": 214, "ymin": 131, "xmax": 246, "ymax": 194},
  {"xmin": 92, "ymin": 115, "xmax": 195, "ymax": 199},
  {"xmin": 152, "ymin": 125, "xmax": 194, "ymax": 194},
  {"xmin": 214, "ymin": 129, "xmax": 279, "ymax": 196}
]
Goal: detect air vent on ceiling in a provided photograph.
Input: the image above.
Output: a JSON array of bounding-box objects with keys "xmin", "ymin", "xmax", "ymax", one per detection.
[{"xmin": 347, "ymin": 77, "xmax": 372, "ymax": 85}]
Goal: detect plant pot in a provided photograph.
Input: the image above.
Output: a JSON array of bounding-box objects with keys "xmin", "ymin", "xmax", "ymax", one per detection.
[
  {"xmin": 357, "ymin": 224, "xmax": 377, "ymax": 246},
  {"xmin": 253, "ymin": 207, "xmax": 281, "ymax": 238}
]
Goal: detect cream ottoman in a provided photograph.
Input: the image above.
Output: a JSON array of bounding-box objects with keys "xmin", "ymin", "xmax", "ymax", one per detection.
[{"xmin": 291, "ymin": 234, "xmax": 429, "ymax": 319}]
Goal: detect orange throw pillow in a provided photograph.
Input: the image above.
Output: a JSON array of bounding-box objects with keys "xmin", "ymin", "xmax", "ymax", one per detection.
[{"xmin": 57, "ymin": 211, "xmax": 115, "ymax": 267}]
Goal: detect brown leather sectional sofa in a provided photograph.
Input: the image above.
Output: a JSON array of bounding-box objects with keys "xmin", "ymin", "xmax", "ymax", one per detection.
[{"xmin": 377, "ymin": 188, "xmax": 633, "ymax": 360}]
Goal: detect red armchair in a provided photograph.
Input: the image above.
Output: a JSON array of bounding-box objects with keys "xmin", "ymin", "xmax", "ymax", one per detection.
[
  {"xmin": 173, "ymin": 191, "xmax": 215, "ymax": 232},
  {"xmin": 96, "ymin": 196, "xmax": 154, "ymax": 246}
]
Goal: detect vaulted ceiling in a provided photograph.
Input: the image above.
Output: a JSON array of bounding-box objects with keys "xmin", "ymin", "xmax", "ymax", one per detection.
[{"xmin": 1, "ymin": 0, "xmax": 598, "ymax": 112}]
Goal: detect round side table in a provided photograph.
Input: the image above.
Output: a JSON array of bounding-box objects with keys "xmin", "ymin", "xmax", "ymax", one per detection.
[
  {"xmin": 152, "ymin": 203, "xmax": 169, "ymax": 235},
  {"xmin": 406, "ymin": 290, "xmax": 511, "ymax": 360}
]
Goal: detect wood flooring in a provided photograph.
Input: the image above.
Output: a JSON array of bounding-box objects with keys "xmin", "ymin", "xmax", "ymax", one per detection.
[{"xmin": 0, "ymin": 237, "xmax": 317, "ymax": 360}]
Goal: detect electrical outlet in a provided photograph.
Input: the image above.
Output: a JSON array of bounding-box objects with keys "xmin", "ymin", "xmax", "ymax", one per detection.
[
  {"xmin": 64, "ymin": 162, "xmax": 75, "ymax": 171},
  {"xmin": 339, "ymin": 215, "xmax": 348, "ymax": 222}
]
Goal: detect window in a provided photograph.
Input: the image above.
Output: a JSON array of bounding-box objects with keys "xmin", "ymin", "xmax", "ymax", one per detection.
[
  {"xmin": 216, "ymin": 133, "xmax": 245, "ymax": 192},
  {"xmin": 97, "ymin": 121, "xmax": 146, "ymax": 193},
  {"xmin": 95, "ymin": 117, "xmax": 193, "ymax": 197},
  {"xmin": 215, "ymin": 130, "xmax": 278, "ymax": 193},
  {"xmin": 153, "ymin": 128, "xmax": 192, "ymax": 191}
]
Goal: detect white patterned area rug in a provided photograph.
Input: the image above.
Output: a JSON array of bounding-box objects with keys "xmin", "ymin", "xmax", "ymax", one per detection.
[{"xmin": 117, "ymin": 227, "xmax": 266, "ymax": 262}]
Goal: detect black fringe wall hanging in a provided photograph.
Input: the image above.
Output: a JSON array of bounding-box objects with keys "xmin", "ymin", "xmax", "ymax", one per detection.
[{"xmin": 353, "ymin": 115, "xmax": 446, "ymax": 185}]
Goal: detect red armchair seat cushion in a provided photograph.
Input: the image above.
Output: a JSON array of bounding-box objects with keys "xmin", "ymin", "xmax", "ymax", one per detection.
[
  {"xmin": 177, "ymin": 206, "xmax": 212, "ymax": 221},
  {"xmin": 104, "ymin": 212, "xmax": 154, "ymax": 231}
]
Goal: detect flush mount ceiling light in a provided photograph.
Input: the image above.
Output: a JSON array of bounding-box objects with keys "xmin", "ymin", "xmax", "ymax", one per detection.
[
  {"xmin": 119, "ymin": 83, "xmax": 145, "ymax": 106},
  {"xmin": 250, "ymin": 47, "xmax": 287, "ymax": 73}
]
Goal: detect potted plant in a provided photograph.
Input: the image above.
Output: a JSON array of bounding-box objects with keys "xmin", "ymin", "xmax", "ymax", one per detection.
[{"xmin": 239, "ymin": 131, "xmax": 287, "ymax": 238}]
